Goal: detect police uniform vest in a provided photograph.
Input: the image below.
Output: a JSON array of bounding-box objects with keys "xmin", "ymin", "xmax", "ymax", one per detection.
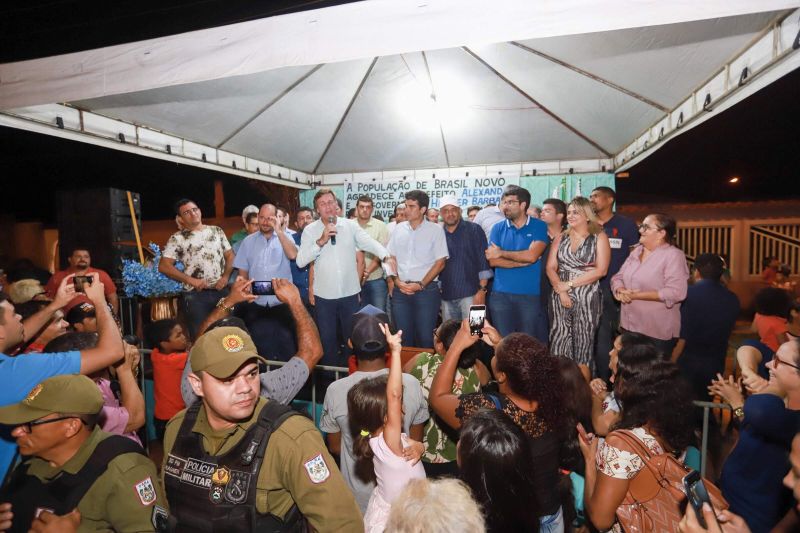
[
  {"xmin": 164, "ymin": 401, "xmax": 308, "ymax": 532},
  {"xmin": 0, "ymin": 435, "xmax": 144, "ymax": 533}
]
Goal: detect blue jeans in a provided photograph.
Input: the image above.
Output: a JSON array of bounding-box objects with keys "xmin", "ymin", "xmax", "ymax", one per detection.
[
  {"xmin": 391, "ymin": 284, "xmax": 441, "ymax": 348},
  {"xmin": 488, "ymin": 290, "xmax": 548, "ymax": 344},
  {"xmin": 180, "ymin": 289, "xmax": 227, "ymax": 340},
  {"xmin": 539, "ymin": 505, "xmax": 564, "ymax": 533},
  {"xmin": 314, "ymin": 294, "xmax": 361, "ymax": 367},
  {"xmin": 441, "ymin": 296, "xmax": 473, "ymax": 322},
  {"xmin": 361, "ymin": 278, "xmax": 388, "ymax": 312}
]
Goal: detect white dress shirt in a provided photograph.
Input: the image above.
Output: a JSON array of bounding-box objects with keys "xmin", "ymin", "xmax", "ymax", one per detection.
[
  {"xmin": 296, "ymin": 217, "xmax": 389, "ymax": 299},
  {"xmin": 387, "ymin": 220, "xmax": 449, "ymax": 282}
]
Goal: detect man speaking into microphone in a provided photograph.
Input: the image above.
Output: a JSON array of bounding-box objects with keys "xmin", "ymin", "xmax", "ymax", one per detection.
[{"xmin": 297, "ymin": 189, "xmax": 396, "ymax": 367}]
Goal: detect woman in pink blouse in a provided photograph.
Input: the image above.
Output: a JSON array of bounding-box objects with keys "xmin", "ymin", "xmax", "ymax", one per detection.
[{"xmin": 610, "ymin": 213, "xmax": 688, "ymax": 356}]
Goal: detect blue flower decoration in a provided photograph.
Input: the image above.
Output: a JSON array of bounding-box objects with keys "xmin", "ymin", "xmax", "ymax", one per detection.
[{"xmin": 122, "ymin": 243, "xmax": 183, "ymax": 298}]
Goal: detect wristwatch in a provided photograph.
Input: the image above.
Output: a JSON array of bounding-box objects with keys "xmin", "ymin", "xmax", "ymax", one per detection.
[
  {"xmin": 567, "ymin": 281, "xmax": 575, "ymax": 290},
  {"xmin": 733, "ymin": 406, "xmax": 744, "ymax": 420},
  {"xmin": 479, "ymin": 286, "xmax": 488, "ymax": 292},
  {"xmin": 215, "ymin": 297, "xmax": 234, "ymax": 313}
]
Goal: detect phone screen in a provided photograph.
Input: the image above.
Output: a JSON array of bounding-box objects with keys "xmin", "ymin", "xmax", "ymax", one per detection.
[
  {"xmin": 251, "ymin": 281, "xmax": 274, "ymax": 296},
  {"xmin": 683, "ymin": 470, "xmax": 715, "ymax": 529},
  {"xmin": 468, "ymin": 305, "xmax": 486, "ymax": 336}
]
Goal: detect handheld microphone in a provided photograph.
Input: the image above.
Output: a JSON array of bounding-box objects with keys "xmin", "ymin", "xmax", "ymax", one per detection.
[{"xmin": 328, "ymin": 216, "xmax": 336, "ymax": 245}]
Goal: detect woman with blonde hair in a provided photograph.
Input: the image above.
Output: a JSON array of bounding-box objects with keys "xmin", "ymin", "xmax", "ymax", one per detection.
[{"xmin": 547, "ymin": 196, "xmax": 610, "ymax": 380}]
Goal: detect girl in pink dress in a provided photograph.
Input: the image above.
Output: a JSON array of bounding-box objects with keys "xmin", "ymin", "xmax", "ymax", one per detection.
[{"xmin": 347, "ymin": 325, "xmax": 426, "ymax": 532}]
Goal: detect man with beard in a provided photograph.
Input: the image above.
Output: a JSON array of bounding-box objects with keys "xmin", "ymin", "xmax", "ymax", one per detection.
[
  {"xmin": 159, "ymin": 199, "xmax": 235, "ymax": 340},
  {"xmin": 232, "ymin": 203, "xmax": 299, "ymax": 360},
  {"xmin": 163, "ymin": 325, "xmax": 362, "ymax": 532},
  {"xmin": 45, "ymin": 248, "xmax": 119, "ymax": 315},
  {"xmin": 484, "ymin": 185, "xmax": 548, "ymax": 342},
  {"xmin": 438, "ymin": 196, "xmax": 491, "ymax": 322}
]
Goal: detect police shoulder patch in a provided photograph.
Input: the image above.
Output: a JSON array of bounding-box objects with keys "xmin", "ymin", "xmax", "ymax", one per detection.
[
  {"xmin": 303, "ymin": 454, "xmax": 330, "ymax": 484},
  {"xmin": 134, "ymin": 476, "xmax": 157, "ymax": 506}
]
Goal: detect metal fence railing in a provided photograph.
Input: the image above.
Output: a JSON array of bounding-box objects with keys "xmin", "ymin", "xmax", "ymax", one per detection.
[
  {"xmin": 692, "ymin": 400, "xmax": 733, "ymax": 478},
  {"xmin": 135, "ymin": 348, "xmax": 733, "ymax": 478}
]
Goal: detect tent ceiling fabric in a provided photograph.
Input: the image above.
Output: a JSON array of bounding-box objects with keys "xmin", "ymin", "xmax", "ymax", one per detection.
[
  {"xmin": 2, "ymin": 1, "xmax": 797, "ymax": 177},
  {"xmin": 68, "ymin": 9, "xmax": 790, "ymax": 174}
]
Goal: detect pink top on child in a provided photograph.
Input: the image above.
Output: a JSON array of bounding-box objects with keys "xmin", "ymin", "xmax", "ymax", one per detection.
[
  {"xmin": 96, "ymin": 378, "xmax": 142, "ymax": 446},
  {"xmin": 363, "ymin": 432, "xmax": 426, "ymax": 533},
  {"xmin": 611, "ymin": 244, "xmax": 689, "ymax": 341}
]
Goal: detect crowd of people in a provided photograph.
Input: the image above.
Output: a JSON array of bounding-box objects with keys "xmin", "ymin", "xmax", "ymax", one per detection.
[{"xmin": 0, "ymin": 182, "xmax": 799, "ymax": 532}]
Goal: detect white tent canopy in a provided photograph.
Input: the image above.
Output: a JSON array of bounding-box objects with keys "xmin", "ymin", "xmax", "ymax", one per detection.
[{"xmin": 1, "ymin": 0, "xmax": 799, "ymax": 188}]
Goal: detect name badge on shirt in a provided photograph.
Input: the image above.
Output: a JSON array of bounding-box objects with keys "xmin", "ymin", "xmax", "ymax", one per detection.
[{"xmin": 609, "ymin": 238, "xmax": 623, "ymax": 249}]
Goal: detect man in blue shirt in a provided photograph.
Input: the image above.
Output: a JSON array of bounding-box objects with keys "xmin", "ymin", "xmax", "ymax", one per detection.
[
  {"xmin": 485, "ymin": 185, "xmax": 549, "ymax": 342},
  {"xmin": 673, "ymin": 253, "xmax": 740, "ymax": 400},
  {"xmin": 438, "ymin": 195, "xmax": 491, "ymax": 321},
  {"xmin": 233, "ymin": 203, "xmax": 299, "ymax": 361},
  {"xmin": 290, "ymin": 206, "xmax": 314, "ymax": 308},
  {"xmin": 0, "ymin": 273, "xmax": 124, "ymax": 481},
  {"xmin": 590, "ymin": 186, "xmax": 640, "ymax": 380}
]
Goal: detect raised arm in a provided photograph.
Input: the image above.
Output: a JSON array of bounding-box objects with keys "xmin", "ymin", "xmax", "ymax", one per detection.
[
  {"xmin": 196, "ymin": 277, "xmax": 257, "ymax": 337},
  {"xmin": 79, "ymin": 273, "xmax": 125, "ymax": 374},
  {"xmin": 429, "ymin": 320, "xmax": 480, "ymax": 430},
  {"xmin": 114, "ymin": 342, "xmax": 146, "ymax": 433},
  {"xmin": 22, "ymin": 275, "xmax": 76, "ymax": 342},
  {"xmin": 273, "ymin": 278, "xmax": 323, "ymax": 371},
  {"xmin": 380, "ymin": 323, "xmax": 405, "ymax": 457}
]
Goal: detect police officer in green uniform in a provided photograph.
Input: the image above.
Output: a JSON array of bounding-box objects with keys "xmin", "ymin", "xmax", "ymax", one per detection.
[
  {"xmin": 162, "ymin": 316, "xmax": 363, "ymax": 532},
  {"xmin": 0, "ymin": 374, "xmax": 168, "ymax": 533}
]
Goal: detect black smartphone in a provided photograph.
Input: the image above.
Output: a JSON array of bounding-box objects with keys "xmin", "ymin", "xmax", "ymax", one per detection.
[
  {"xmin": 251, "ymin": 280, "xmax": 275, "ymax": 296},
  {"xmin": 73, "ymin": 275, "xmax": 93, "ymax": 293},
  {"xmin": 468, "ymin": 305, "xmax": 486, "ymax": 336},
  {"xmin": 683, "ymin": 470, "xmax": 717, "ymax": 529}
]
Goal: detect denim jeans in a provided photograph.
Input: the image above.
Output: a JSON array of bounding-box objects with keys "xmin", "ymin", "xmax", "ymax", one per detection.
[
  {"xmin": 180, "ymin": 289, "xmax": 227, "ymax": 340},
  {"xmin": 391, "ymin": 284, "xmax": 441, "ymax": 348},
  {"xmin": 234, "ymin": 302, "xmax": 296, "ymax": 362},
  {"xmin": 539, "ymin": 505, "xmax": 564, "ymax": 533},
  {"xmin": 441, "ymin": 296, "xmax": 473, "ymax": 322},
  {"xmin": 314, "ymin": 294, "xmax": 361, "ymax": 367},
  {"xmin": 488, "ymin": 290, "xmax": 548, "ymax": 344},
  {"xmin": 360, "ymin": 278, "xmax": 388, "ymax": 312}
]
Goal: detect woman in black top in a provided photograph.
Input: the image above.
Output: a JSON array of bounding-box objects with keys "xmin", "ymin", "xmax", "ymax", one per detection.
[{"xmin": 430, "ymin": 320, "xmax": 565, "ymax": 530}]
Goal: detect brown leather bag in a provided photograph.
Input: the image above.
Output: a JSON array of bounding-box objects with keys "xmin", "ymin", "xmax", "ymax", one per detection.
[{"xmin": 611, "ymin": 430, "xmax": 728, "ymax": 533}]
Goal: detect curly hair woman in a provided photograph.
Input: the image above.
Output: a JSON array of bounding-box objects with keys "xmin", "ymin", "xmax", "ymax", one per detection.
[
  {"xmin": 578, "ymin": 351, "xmax": 695, "ymax": 531},
  {"xmin": 429, "ymin": 319, "xmax": 565, "ymax": 532}
]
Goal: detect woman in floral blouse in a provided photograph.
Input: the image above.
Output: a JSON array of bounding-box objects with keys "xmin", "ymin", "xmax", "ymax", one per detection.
[
  {"xmin": 578, "ymin": 349, "xmax": 694, "ymax": 531},
  {"xmin": 403, "ymin": 319, "xmax": 490, "ymax": 478}
]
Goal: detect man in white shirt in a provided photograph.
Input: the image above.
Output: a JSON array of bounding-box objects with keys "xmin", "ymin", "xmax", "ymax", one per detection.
[
  {"xmin": 296, "ymin": 189, "xmax": 395, "ymax": 366},
  {"xmin": 386, "ymin": 202, "xmax": 406, "ymax": 237},
  {"xmin": 472, "ymin": 203, "xmax": 505, "ymax": 241},
  {"xmin": 386, "ymin": 190, "xmax": 449, "ymax": 348}
]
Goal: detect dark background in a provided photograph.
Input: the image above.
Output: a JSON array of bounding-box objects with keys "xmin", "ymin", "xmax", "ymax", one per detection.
[{"xmin": 1, "ymin": 0, "xmax": 798, "ymax": 223}]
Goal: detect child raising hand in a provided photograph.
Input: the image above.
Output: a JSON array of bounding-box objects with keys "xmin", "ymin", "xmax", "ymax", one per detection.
[{"xmin": 347, "ymin": 325, "xmax": 426, "ymax": 533}]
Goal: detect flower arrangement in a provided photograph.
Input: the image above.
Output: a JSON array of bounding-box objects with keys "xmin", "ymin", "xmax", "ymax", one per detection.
[{"xmin": 122, "ymin": 243, "xmax": 183, "ymax": 298}]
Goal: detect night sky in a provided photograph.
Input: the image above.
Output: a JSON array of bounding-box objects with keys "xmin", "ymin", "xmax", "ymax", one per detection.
[{"xmin": 1, "ymin": 1, "xmax": 798, "ymax": 224}]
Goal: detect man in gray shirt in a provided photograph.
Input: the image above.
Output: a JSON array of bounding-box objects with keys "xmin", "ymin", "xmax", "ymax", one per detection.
[
  {"xmin": 319, "ymin": 305, "xmax": 428, "ymax": 512},
  {"xmin": 180, "ymin": 277, "xmax": 322, "ymax": 406}
]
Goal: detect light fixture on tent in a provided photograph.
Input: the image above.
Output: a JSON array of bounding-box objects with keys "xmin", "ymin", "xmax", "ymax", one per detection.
[
  {"xmin": 728, "ymin": 176, "xmax": 740, "ymax": 184},
  {"xmin": 616, "ymin": 171, "xmax": 630, "ymax": 179}
]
